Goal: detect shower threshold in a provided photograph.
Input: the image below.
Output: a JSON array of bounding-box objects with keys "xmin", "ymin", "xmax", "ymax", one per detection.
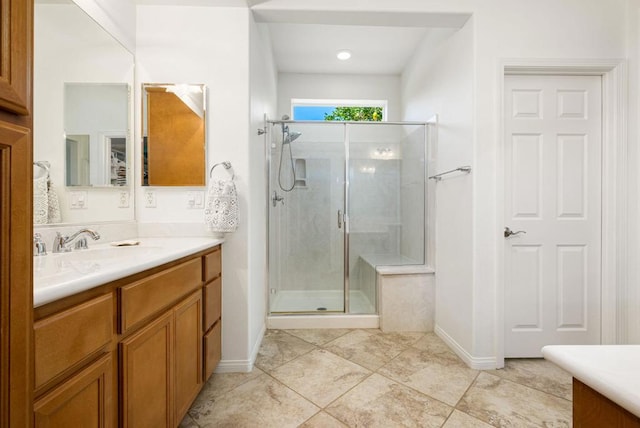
[
  {"xmin": 269, "ymin": 289, "xmax": 375, "ymax": 314},
  {"xmin": 267, "ymin": 314, "xmax": 379, "ymax": 329}
]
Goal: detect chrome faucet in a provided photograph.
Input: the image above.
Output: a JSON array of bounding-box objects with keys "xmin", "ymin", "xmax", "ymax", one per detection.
[
  {"xmin": 52, "ymin": 229, "xmax": 100, "ymax": 253},
  {"xmin": 33, "ymin": 233, "xmax": 47, "ymax": 256}
]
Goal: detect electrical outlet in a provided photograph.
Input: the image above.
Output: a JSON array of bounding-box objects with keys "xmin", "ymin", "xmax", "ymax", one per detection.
[
  {"xmin": 186, "ymin": 191, "xmax": 204, "ymax": 209},
  {"xmin": 118, "ymin": 191, "xmax": 129, "ymax": 208},
  {"xmin": 144, "ymin": 190, "xmax": 157, "ymax": 208},
  {"xmin": 69, "ymin": 191, "xmax": 88, "ymax": 209}
]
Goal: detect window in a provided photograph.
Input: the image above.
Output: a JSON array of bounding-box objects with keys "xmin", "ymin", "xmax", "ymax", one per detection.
[{"xmin": 292, "ymin": 99, "xmax": 387, "ymax": 121}]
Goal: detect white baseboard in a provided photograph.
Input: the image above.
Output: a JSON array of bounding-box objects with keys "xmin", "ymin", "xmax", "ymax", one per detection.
[
  {"xmin": 250, "ymin": 324, "xmax": 266, "ymax": 366},
  {"xmin": 215, "ymin": 324, "xmax": 266, "ymax": 374},
  {"xmin": 214, "ymin": 359, "xmax": 254, "ymax": 373},
  {"xmin": 435, "ymin": 324, "xmax": 497, "ymax": 370}
]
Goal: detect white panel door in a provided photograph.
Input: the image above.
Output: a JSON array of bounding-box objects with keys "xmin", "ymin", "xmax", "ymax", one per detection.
[{"xmin": 504, "ymin": 75, "xmax": 602, "ymax": 357}]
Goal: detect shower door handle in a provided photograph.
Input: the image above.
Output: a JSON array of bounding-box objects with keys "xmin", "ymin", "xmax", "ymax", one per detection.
[{"xmin": 337, "ymin": 210, "xmax": 343, "ymax": 229}]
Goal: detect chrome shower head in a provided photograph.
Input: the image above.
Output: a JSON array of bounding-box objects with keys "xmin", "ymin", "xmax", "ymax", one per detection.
[{"xmin": 283, "ymin": 131, "xmax": 302, "ymax": 144}]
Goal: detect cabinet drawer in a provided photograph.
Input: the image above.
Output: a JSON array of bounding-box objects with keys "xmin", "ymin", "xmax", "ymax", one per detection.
[
  {"xmin": 35, "ymin": 294, "xmax": 113, "ymax": 390},
  {"xmin": 203, "ymin": 277, "xmax": 221, "ymax": 332},
  {"xmin": 203, "ymin": 321, "xmax": 221, "ymax": 381},
  {"xmin": 203, "ymin": 247, "xmax": 221, "ymax": 283},
  {"xmin": 34, "ymin": 353, "xmax": 113, "ymax": 428},
  {"xmin": 120, "ymin": 258, "xmax": 202, "ymax": 334}
]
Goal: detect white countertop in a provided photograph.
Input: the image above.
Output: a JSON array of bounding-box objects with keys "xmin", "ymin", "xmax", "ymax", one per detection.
[
  {"xmin": 34, "ymin": 237, "xmax": 223, "ymax": 307},
  {"xmin": 542, "ymin": 345, "xmax": 640, "ymax": 417}
]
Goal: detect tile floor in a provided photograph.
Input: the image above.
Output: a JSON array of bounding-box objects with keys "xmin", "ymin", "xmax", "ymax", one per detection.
[{"xmin": 182, "ymin": 329, "xmax": 573, "ymax": 427}]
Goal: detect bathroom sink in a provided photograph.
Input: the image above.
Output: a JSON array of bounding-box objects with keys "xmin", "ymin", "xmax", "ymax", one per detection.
[
  {"xmin": 56, "ymin": 244, "xmax": 163, "ymax": 262},
  {"xmin": 33, "ymin": 237, "xmax": 223, "ymax": 307}
]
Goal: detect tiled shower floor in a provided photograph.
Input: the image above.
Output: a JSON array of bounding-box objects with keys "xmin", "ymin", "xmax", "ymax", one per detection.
[{"xmin": 182, "ymin": 329, "xmax": 572, "ymax": 427}]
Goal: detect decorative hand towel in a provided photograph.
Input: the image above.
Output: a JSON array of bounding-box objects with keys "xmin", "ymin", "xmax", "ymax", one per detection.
[
  {"xmin": 47, "ymin": 178, "xmax": 62, "ymax": 223},
  {"xmin": 33, "ymin": 174, "xmax": 48, "ymax": 224},
  {"xmin": 205, "ymin": 178, "xmax": 238, "ymax": 232}
]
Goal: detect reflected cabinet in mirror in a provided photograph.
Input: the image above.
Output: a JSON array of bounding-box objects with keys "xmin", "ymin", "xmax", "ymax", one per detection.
[
  {"xmin": 142, "ymin": 83, "xmax": 206, "ymax": 186},
  {"xmin": 34, "ymin": 0, "xmax": 134, "ymax": 224}
]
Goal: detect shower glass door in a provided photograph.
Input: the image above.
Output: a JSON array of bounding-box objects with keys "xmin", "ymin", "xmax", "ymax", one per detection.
[{"xmin": 268, "ymin": 122, "xmax": 346, "ymax": 313}]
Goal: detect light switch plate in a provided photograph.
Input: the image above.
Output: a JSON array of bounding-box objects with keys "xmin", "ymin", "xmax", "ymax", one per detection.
[
  {"xmin": 69, "ymin": 191, "xmax": 88, "ymax": 209},
  {"xmin": 144, "ymin": 190, "xmax": 156, "ymax": 208},
  {"xmin": 186, "ymin": 191, "xmax": 204, "ymax": 209}
]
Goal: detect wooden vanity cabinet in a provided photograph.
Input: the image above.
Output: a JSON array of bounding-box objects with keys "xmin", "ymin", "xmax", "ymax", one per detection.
[
  {"xmin": 120, "ymin": 310, "xmax": 174, "ymax": 428},
  {"xmin": 34, "ymin": 354, "xmax": 113, "ymax": 428},
  {"xmin": 34, "ymin": 293, "xmax": 114, "ymax": 428},
  {"xmin": 34, "ymin": 244, "xmax": 222, "ymax": 428},
  {"xmin": 202, "ymin": 246, "xmax": 222, "ymax": 380},
  {"xmin": 120, "ymin": 289, "xmax": 204, "ymax": 428},
  {"xmin": 573, "ymin": 378, "xmax": 640, "ymax": 427}
]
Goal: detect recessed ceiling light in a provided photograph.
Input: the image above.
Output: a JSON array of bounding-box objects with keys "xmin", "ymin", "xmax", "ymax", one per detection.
[{"xmin": 336, "ymin": 50, "xmax": 352, "ymax": 61}]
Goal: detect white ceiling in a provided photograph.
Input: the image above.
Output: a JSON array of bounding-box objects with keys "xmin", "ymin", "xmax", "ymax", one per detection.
[
  {"xmin": 267, "ymin": 23, "xmax": 429, "ymax": 75},
  {"xmin": 255, "ymin": 10, "xmax": 469, "ymax": 75},
  {"xmin": 131, "ymin": 1, "xmax": 470, "ymax": 75}
]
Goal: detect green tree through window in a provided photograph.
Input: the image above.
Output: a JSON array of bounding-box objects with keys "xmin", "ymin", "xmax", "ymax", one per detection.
[{"xmin": 324, "ymin": 106, "xmax": 383, "ymax": 121}]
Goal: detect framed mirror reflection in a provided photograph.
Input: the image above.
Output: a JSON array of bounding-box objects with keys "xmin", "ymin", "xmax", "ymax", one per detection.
[
  {"xmin": 142, "ymin": 83, "xmax": 206, "ymax": 187},
  {"xmin": 64, "ymin": 83, "xmax": 129, "ymax": 187}
]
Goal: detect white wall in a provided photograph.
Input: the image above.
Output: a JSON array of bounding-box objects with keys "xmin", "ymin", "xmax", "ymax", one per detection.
[
  {"xmin": 136, "ymin": 5, "xmax": 254, "ymax": 369},
  {"xmin": 73, "ymin": 0, "xmax": 136, "ymax": 54},
  {"xmin": 401, "ymin": 24, "xmax": 474, "ymax": 355},
  {"xmin": 277, "ymin": 73, "xmax": 401, "ymax": 121},
  {"xmin": 248, "ymin": 20, "xmax": 278, "ymax": 362},
  {"xmin": 396, "ymin": 0, "xmax": 632, "ymax": 363},
  {"xmin": 470, "ymin": 0, "xmax": 628, "ymax": 360}
]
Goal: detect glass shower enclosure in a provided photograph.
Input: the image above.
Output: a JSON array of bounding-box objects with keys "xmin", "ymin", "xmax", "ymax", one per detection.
[{"xmin": 267, "ymin": 120, "xmax": 430, "ymax": 315}]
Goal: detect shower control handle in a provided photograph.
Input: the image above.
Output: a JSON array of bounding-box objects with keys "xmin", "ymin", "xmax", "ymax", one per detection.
[
  {"xmin": 272, "ymin": 191, "xmax": 284, "ymax": 207},
  {"xmin": 338, "ymin": 210, "xmax": 343, "ymax": 229}
]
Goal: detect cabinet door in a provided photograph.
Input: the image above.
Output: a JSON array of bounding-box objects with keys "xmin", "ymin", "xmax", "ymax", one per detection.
[
  {"xmin": 174, "ymin": 291, "xmax": 203, "ymax": 423},
  {"xmin": 0, "ymin": 0, "xmax": 30, "ymax": 115},
  {"xmin": 203, "ymin": 277, "xmax": 221, "ymax": 332},
  {"xmin": 120, "ymin": 311, "xmax": 173, "ymax": 428},
  {"xmin": 0, "ymin": 0, "xmax": 33, "ymax": 426},
  {"xmin": 203, "ymin": 321, "xmax": 222, "ymax": 381},
  {"xmin": 34, "ymin": 354, "xmax": 113, "ymax": 428}
]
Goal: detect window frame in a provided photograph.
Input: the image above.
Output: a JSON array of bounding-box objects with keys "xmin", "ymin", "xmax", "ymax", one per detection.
[{"xmin": 291, "ymin": 98, "xmax": 388, "ymax": 121}]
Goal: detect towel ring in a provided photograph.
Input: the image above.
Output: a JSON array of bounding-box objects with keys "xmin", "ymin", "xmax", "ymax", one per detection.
[
  {"xmin": 33, "ymin": 161, "xmax": 50, "ymax": 175},
  {"xmin": 209, "ymin": 161, "xmax": 234, "ymax": 180}
]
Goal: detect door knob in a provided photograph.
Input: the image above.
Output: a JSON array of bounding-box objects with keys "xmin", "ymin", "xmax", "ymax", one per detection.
[{"xmin": 504, "ymin": 227, "xmax": 526, "ymax": 238}]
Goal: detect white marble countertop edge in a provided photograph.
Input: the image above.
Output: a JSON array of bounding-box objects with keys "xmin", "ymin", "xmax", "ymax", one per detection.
[
  {"xmin": 34, "ymin": 237, "xmax": 224, "ymax": 307},
  {"xmin": 542, "ymin": 345, "xmax": 640, "ymax": 418}
]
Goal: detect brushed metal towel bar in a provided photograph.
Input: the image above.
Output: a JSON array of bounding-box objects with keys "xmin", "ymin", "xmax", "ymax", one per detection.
[{"xmin": 428, "ymin": 166, "xmax": 471, "ymax": 181}]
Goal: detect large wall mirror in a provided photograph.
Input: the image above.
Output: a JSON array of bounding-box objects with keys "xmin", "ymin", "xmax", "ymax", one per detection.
[
  {"xmin": 34, "ymin": 0, "xmax": 134, "ymax": 224},
  {"xmin": 142, "ymin": 83, "xmax": 206, "ymax": 187}
]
